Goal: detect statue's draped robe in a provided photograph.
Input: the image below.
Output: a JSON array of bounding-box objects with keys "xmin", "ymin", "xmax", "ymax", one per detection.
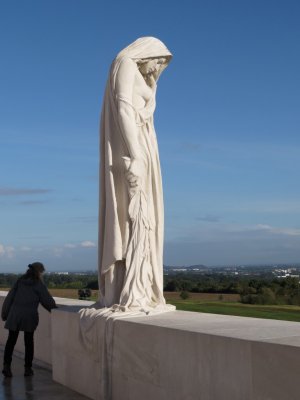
[{"xmin": 98, "ymin": 37, "xmax": 172, "ymax": 311}]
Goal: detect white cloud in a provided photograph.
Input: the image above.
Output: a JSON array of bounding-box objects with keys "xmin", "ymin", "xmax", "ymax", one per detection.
[
  {"xmin": 63, "ymin": 242, "xmax": 97, "ymax": 249},
  {"xmin": 80, "ymin": 241, "xmax": 96, "ymax": 248},
  {"xmin": 0, "ymin": 244, "xmax": 15, "ymax": 258},
  {"xmin": 168, "ymin": 220, "xmax": 300, "ymax": 245},
  {"xmin": 20, "ymin": 246, "xmax": 31, "ymax": 251},
  {"xmin": 53, "ymin": 247, "xmax": 63, "ymax": 257},
  {"xmin": 0, "ymin": 242, "xmax": 98, "ymax": 272},
  {"xmin": 236, "ymin": 200, "xmax": 300, "ymax": 214},
  {"xmin": 163, "ymin": 219, "xmax": 300, "ymax": 266},
  {"xmin": 255, "ymin": 224, "xmax": 300, "ymax": 236},
  {"xmin": 196, "ymin": 214, "xmax": 221, "ymax": 223},
  {"xmin": 0, "ymin": 187, "xmax": 51, "ymax": 196},
  {"xmin": 64, "ymin": 243, "xmax": 77, "ymax": 249}
]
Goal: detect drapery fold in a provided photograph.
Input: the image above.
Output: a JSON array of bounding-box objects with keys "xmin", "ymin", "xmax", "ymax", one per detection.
[{"xmin": 98, "ymin": 37, "xmax": 173, "ymax": 311}]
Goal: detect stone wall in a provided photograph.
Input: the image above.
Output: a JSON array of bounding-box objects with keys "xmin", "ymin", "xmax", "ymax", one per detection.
[{"xmin": 1, "ymin": 291, "xmax": 300, "ymax": 400}]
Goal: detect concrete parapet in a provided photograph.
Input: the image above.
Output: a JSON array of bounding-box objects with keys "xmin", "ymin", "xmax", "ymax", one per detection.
[{"xmin": 1, "ymin": 291, "xmax": 300, "ymax": 399}]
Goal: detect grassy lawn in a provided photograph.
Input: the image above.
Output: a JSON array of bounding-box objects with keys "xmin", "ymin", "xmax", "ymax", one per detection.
[
  {"xmin": 164, "ymin": 292, "xmax": 300, "ymax": 322},
  {"xmin": 166, "ymin": 299, "xmax": 300, "ymax": 322},
  {"xmin": 49, "ymin": 288, "xmax": 98, "ymax": 300},
  {"xmin": 3, "ymin": 287, "xmax": 299, "ymax": 323},
  {"xmin": 47, "ymin": 289, "xmax": 300, "ymax": 323}
]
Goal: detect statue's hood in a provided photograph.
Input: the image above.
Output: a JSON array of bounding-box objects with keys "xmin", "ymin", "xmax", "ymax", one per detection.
[
  {"xmin": 115, "ymin": 36, "xmax": 172, "ymax": 63},
  {"xmin": 110, "ymin": 37, "xmax": 172, "ymax": 85}
]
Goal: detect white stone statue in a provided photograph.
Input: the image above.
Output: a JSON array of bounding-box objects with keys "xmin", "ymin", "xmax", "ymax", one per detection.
[{"xmin": 98, "ymin": 37, "xmax": 173, "ymax": 312}]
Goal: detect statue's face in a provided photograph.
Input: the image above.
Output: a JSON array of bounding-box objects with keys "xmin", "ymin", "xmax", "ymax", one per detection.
[{"xmin": 139, "ymin": 58, "xmax": 166, "ymax": 76}]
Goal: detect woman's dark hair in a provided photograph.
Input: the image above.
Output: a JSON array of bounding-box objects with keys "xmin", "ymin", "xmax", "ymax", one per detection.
[{"xmin": 21, "ymin": 262, "xmax": 45, "ymax": 281}]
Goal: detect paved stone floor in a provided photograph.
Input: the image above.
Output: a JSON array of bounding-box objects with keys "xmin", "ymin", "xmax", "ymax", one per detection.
[{"xmin": 0, "ymin": 351, "xmax": 89, "ymax": 400}]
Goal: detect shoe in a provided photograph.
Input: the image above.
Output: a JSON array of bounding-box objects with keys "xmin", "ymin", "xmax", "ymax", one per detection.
[
  {"xmin": 24, "ymin": 367, "xmax": 34, "ymax": 377},
  {"xmin": 2, "ymin": 364, "xmax": 12, "ymax": 378}
]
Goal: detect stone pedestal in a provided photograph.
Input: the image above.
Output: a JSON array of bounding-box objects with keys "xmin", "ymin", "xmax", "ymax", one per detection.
[
  {"xmin": 51, "ymin": 303, "xmax": 300, "ymax": 400},
  {"xmin": 2, "ymin": 292, "xmax": 300, "ymax": 400}
]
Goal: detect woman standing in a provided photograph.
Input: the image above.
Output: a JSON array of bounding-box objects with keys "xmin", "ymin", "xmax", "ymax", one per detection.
[
  {"xmin": 1, "ymin": 262, "xmax": 57, "ymax": 377},
  {"xmin": 98, "ymin": 37, "xmax": 173, "ymax": 312}
]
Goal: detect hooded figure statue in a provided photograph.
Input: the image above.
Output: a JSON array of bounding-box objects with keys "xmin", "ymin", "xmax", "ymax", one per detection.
[{"xmin": 98, "ymin": 37, "xmax": 173, "ymax": 312}]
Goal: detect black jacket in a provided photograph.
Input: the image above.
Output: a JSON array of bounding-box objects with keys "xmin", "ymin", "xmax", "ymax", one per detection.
[{"xmin": 1, "ymin": 278, "xmax": 57, "ymax": 332}]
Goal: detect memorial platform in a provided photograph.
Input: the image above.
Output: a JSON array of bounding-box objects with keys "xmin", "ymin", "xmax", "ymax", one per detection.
[
  {"xmin": 0, "ymin": 349, "xmax": 89, "ymax": 400},
  {"xmin": 1, "ymin": 291, "xmax": 300, "ymax": 400}
]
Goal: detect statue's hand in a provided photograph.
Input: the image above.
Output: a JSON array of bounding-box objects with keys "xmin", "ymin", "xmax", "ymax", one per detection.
[
  {"xmin": 148, "ymin": 73, "xmax": 156, "ymax": 88},
  {"xmin": 126, "ymin": 158, "xmax": 145, "ymax": 188}
]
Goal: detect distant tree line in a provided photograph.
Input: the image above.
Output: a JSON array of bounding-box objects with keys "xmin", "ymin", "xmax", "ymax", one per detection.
[
  {"xmin": 0, "ymin": 274, "xmax": 19, "ymax": 288},
  {"xmin": 239, "ymin": 276, "xmax": 300, "ymax": 306},
  {"xmin": 0, "ymin": 273, "xmax": 99, "ymax": 291},
  {"xmin": 164, "ymin": 273, "xmax": 300, "ymax": 305},
  {"xmin": 164, "ymin": 273, "xmax": 242, "ymax": 294},
  {"xmin": 1, "ymin": 272, "xmax": 300, "ymax": 306}
]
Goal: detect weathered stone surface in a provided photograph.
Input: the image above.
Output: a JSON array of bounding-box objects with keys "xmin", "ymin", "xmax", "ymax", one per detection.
[{"xmin": 2, "ymin": 292, "xmax": 300, "ymax": 400}]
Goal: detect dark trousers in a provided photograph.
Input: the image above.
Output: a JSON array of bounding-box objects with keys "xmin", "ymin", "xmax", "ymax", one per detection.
[{"xmin": 4, "ymin": 330, "xmax": 34, "ymax": 367}]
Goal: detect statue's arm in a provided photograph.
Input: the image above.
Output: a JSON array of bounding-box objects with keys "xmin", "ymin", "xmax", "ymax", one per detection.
[{"xmin": 115, "ymin": 58, "xmax": 141, "ymax": 160}]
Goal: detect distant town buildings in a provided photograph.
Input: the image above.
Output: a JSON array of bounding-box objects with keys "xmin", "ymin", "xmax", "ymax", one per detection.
[
  {"xmin": 163, "ymin": 264, "xmax": 300, "ymax": 280},
  {"xmin": 274, "ymin": 268, "xmax": 300, "ymax": 280}
]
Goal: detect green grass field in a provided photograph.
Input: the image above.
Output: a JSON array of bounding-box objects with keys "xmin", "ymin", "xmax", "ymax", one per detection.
[
  {"xmin": 166, "ymin": 299, "xmax": 300, "ymax": 322},
  {"xmin": 46, "ymin": 289, "xmax": 300, "ymax": 323},
  {"xmin": 2, "ymin": 287, "xmax": 300, "ymax": 322}
]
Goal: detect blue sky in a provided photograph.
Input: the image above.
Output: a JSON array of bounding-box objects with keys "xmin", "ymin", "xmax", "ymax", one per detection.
[{"xmin": 1, "ymin": 0, "xmax": 300, "ymax": 271}]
